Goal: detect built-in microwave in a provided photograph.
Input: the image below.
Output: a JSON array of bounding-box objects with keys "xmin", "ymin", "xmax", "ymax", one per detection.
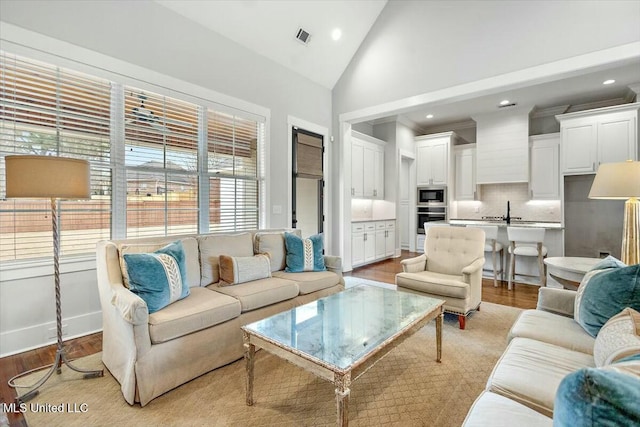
[{"xmin": 417, "ymin": 186, "xmax": 446, "ymax": 205}]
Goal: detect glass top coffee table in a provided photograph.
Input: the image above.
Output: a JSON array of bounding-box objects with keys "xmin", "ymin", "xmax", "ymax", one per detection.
[{"xmin": 241, "ymin": 285, "xmax": 445, "ymax": 426}]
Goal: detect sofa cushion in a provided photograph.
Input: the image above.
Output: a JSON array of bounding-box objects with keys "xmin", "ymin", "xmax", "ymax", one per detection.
[
  {"xmin": 272, "ymin": 270, "xmax": 338, "ymax": 295},
  {"xmin": 148, "ymin": 287, "xmax": 241, "ymax": 344},
  {"xmin": 254, "ymin": 232, "xmax": 287, "ymax": 272},
  {"xmin": 284, "ymin": 232, "xmax": 326, "ymax": 272},
  {"xmin": 119, "ymin": 237, "xmax": 200, "ymax": 288},
  {"xmin": 209, "ymin": 277, "xmax": 299, "ymax": 312},
  {"xmin": 396, "ymin": 271, "xmax": 469, "ymax": 299},
  {"xmin": 554, "ymin": 367, "xmax": 640, "ymax": 427},
  {"xmin": 575, "ymin": 263, "xmax": 640, "ymax": 337},
  {"xmin": 122, "ymin": 241, "xmax": 190, "ymax": 314},
  {"xmin": 486, "ymin": 337, "xmax": 595, "ymax": 417},
  {"xmin": 508, "ymin": 309, "xmax": 595, "ymax": 355},
  {"xmin": 219, "ymin": 254, "xmax": 271, "ymax": 285},
  {"xmin": 198, "ymin": 232, "xmax": 254, "ymax": 286},
  {"xmin": 462, "ymin": 391, "xmax": 552, "ymax": 427},
  {"xmin": 593, "ymin": 307, "xmax": 640, "ymax": 367}
]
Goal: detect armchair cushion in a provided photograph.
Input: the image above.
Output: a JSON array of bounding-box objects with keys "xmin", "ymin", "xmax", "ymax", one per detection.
[
  {"xmin": 122, "ymin": 241, "xmax": 190, "ymax": 314},
  {"xmin": 396, "ymin": 271, "xmax": 469, "ymax": 299}
]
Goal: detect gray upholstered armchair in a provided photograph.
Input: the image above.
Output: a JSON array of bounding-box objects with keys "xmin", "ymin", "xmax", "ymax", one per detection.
[{"xmin": 396, "ymin": 226, "xmax": 485, "ymax": 329}]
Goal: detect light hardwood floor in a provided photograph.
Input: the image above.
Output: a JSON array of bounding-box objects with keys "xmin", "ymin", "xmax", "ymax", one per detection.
[{"xmin": 0, "ymin": 250, "xmax": 539, "ymax": 426}]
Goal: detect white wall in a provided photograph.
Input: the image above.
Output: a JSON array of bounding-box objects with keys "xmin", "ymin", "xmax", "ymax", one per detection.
[
  {"xmin": 0, "ymin": 1, "xmax": 332, "ymax": 355},
  {"xmin": 331, "ymin": 0, "xmax": 640, "ymax": 273},
  {"xmin": 333, "ymin": 0, "xmax": 640, "ymax": 115}
]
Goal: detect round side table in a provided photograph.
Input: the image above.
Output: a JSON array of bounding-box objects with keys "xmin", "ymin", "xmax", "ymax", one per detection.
[{"xmin": 543, "ymin": 257, "xmax": 602, "ymax": 290}]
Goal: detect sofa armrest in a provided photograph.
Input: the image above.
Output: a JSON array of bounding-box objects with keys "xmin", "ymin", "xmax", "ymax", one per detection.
[
  {"xmin": 324, "ymin": 255, "xmax": 343, "ymax": 275},
  {"xmin": 462, "ymin": 257, "xmax": 485, "ymax": 275},
  {"xmin": 537, "ymin": 287, "xmax": 577, "ymax": 317},
  {"xmin": 400, "ymin": 254, "xmax": 427, "ymax": 273},
  {"xmin": 111, "ymin": 287, "xmax": 149, "ymax": 326}
]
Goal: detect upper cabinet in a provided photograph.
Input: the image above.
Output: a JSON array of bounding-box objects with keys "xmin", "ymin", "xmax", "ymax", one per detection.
[
  {"xmin": 351, "ymin": 131, "xmax": 385, "ymax": 199},
  {"xmin": 557, "ymin": 103, "xmax": 639, "ymax": 175},
  {"xmin": 473, "ymin": 106, "xmax": 533, "ymax": 184},
  {"xmin": 529, "ymin": 133, "xmax": 560, "ymax": 200},
  {"xmin": 415, "ymin": 132, "xmax": 457, "ymax": 186},
  {"xmin": 454, "ymin": 144, "xmax": 478, "ymax": 201}
]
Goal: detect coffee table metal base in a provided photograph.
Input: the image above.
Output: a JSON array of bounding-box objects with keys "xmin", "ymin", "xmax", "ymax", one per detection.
[{"xmin": 243, "ymin": 307, "xmax": 444, "ymax": 426}]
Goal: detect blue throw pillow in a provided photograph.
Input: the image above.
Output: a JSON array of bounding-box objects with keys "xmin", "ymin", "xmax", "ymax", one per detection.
[
  {"xmin": 284, "ymin": 232, "xmax": 326, "ymax": 273},
  {"xmin": 554, "ymin": 367, "xmax": 640, "ymax": 427},
  {"xmin": 576, "ymin": 264, "xmax": 640, "ymax": 337},
  {"xmin": 123, "ymin": 241, "xmax": 190, "ymax": 313}
]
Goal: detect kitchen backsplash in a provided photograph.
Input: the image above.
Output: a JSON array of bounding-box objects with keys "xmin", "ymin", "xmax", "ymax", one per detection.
[
  {"xmin": 454, "ymin": 183, "xmax": 561, "ymax": 222},
  {"xmin": 351, "ymin": 199, "xmax": 396, "ymax": 221}
]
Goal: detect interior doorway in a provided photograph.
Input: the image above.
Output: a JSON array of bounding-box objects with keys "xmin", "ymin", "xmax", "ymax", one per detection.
[{"xmin": 292, "ymin": 127, "xmax": 324, "ymax": 238}]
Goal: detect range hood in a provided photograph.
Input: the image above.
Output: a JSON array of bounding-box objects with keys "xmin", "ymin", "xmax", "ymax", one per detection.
[{"xmin": 472, "ymin": 105, "xmax": 534, "ymax": 184}]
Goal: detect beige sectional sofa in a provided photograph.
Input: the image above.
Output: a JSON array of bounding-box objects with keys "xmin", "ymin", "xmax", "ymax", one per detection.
[
  {"xmin": 96, "ymin": 229, "xmax": 344, "ymax": 406},
  {"xmin": 463, "ymin": 287, "xmax": 599, "ymax": 426}
]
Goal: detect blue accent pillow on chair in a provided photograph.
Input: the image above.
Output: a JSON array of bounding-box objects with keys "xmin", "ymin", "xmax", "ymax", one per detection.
[
  {"xmin": 554, "ymin": 367, "xmax": 640, "ymax": 427},
  {"xmin": 284, "ymin": 232, "xmax": 326, "ymax": 272},
  {"xmin": 575, "ymin": 263, "xmax": 640, "ymax": 337},
  {"xmin": 123, "ymin": 241, "xmax": 190, "ymax": 313}
]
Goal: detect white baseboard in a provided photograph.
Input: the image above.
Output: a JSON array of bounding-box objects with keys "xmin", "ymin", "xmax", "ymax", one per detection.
[{"xmin": 0, "ymin": 310, "xmax": 102, "ymax": 357}]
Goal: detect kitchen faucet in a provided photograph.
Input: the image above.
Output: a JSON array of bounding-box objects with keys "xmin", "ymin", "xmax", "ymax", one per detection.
[{"xmin": 504, "ymin": 200, "xmax": 511, "ymax": 224}]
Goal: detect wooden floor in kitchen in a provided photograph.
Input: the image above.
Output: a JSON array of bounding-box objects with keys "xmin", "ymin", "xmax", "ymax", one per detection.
[{"xmin": 0, "ymin": 250, "xmax": 538, "ymax": 426}]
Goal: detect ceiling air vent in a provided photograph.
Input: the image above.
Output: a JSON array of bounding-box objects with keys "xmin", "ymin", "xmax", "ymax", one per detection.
[{"xmin": 295, "ymin": 27, "xmax": 311, "ymax": 45}]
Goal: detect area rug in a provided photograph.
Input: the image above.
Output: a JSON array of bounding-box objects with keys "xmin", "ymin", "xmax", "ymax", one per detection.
[{"xmin": 17, "ymin": 289, "xmax": 522, "ymax": 427}]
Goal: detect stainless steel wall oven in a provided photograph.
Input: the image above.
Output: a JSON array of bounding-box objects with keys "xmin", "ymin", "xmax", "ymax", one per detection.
[{"xmin": 417, "ymin": 206, "xmax": 447, "ymax": 234}]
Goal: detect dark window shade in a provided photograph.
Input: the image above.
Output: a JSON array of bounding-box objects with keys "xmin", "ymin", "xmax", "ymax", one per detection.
[{"xmin": 296, "ymin": 132, "xmax": 322, "ymax": 179}]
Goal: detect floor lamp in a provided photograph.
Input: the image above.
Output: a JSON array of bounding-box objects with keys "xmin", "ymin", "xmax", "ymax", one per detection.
[
  {"xmin": 5, "ymin": 155, "xmax": 103, "ymax": 403},
  {"xmin": 588, "ymin": 160, "xmax": 640, "ymax": 265}
]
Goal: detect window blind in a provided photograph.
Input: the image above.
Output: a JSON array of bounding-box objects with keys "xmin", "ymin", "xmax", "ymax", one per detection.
[
  {"xmin": 0, "ymin": 52, "xmax": 112, "ymax": 261},
  {"xmin": 124, "ymin": 88, "xmax": 199, "ymax": 238},
  {"xmin": 207, "ymin": 111, "xmax": 259, "ymax": 232}
]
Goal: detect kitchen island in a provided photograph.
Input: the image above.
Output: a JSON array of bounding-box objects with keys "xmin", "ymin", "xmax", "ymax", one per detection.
[{"xmin": 447, "ymin": 219, "xmax": 564, "ymax": 286}]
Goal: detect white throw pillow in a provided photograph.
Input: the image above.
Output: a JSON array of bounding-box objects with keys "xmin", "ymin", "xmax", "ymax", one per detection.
[{"xmin": 593, "ymin": 307, "xmax": 640, "ymax": 367}]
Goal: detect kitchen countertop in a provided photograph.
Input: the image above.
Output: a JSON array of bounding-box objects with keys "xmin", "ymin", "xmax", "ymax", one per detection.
[
  {"xmin": 352, "ymin": 218, "xmax": 396, "ymax": 223},
  {"xmin": 448, "ymin": 219, "xmax": 563, "ymax": 229}
]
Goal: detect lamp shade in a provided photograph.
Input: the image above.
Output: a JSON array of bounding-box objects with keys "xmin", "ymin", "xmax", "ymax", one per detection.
[
  {"xmin": 5, "ymin": 155, "xmax": 90, "ymax": 199},
  {"xmin": 588, "ymin": 161, "xmax": 640, "ymax": 199}
]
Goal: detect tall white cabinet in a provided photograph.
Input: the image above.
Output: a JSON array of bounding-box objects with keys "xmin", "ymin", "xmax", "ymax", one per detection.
[
  {"xmin": 557, "ymin": 103, "xmax": 639, "ymax": 175},
  {"xmin": 415, "ymin": 131, "xmax": 458, "ymax": 187},
  {"xmin": 529, "ymin": 133, "xmax": 560, "ymax": 200},
  {"xmin": 454, "ymin": 144, "xmax": 477, "ymax": 200},
  {"xmin": 351, "ymin": 132, "xmax": 385, "ymax": 199}
]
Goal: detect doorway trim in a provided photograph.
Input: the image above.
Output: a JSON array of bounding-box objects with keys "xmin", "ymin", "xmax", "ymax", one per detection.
[
  {"xmin": 287, "ymin": 115, "xmax": 331, "ymax": 252},
  {"xmin": 398, "ymin": 148, "xmax": 417, "ymax": 252}
]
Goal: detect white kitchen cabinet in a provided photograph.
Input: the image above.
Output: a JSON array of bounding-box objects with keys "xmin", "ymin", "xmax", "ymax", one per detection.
[
  {"xmin": 454, "ymin": 145, "xmax": 477, "ymax": 200},
  {"xmin": 415, "ymin": 132, "xmax": 457, "ymax": 186},
  {"xmin": 351, "ymin": 220, "xmax": 396, "ymax": 267},
  {"xmin": 529, "ymin": 134, "xmax": 560, "ymax": 200},
  {"xmin": 375, "ymin": 222, "xmax": 386, "ymax": 259},
  {"xmin": 351, "ymin": 132, "xmax": 385, "ymax": 199},
  {"xmin": 557, "ymin": 103, "xmax": 639, "ymax": 175},
  {"xmin": 385, "ymin": 221, "xmax": 396, "ymax": 257},
  {"xmin": 364, "ymin": 222, "xmax": 376, "ymax": 263},
  {"xmin": 351, "ymin": 223, "xmax": 365, "ymax": 267}
]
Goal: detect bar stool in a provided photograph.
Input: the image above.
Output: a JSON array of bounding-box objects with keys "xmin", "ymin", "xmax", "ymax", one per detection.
[
  {"xmin": 468, "ymin": 225, "xmax": 504, "ymax": 287},
  {"xmin": 507, "ymin": 227, "xmax": 547, "ymax": 290}
]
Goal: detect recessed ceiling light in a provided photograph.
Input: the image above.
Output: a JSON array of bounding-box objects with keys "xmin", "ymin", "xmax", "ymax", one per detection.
[
  {"xmin": 603, "ymin": 79, "xmax": 615, "ymax": 85},
  {"xmin": 426, "ymin": 114, "xmax": 434, "ymax": 119},
  {"xmin": 499, "ymin": 99, "xmax": 510, "ymax": 106},
  {"xmin": 331, "ymin": 28, "xmax": 342, "ymax": 41}
]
